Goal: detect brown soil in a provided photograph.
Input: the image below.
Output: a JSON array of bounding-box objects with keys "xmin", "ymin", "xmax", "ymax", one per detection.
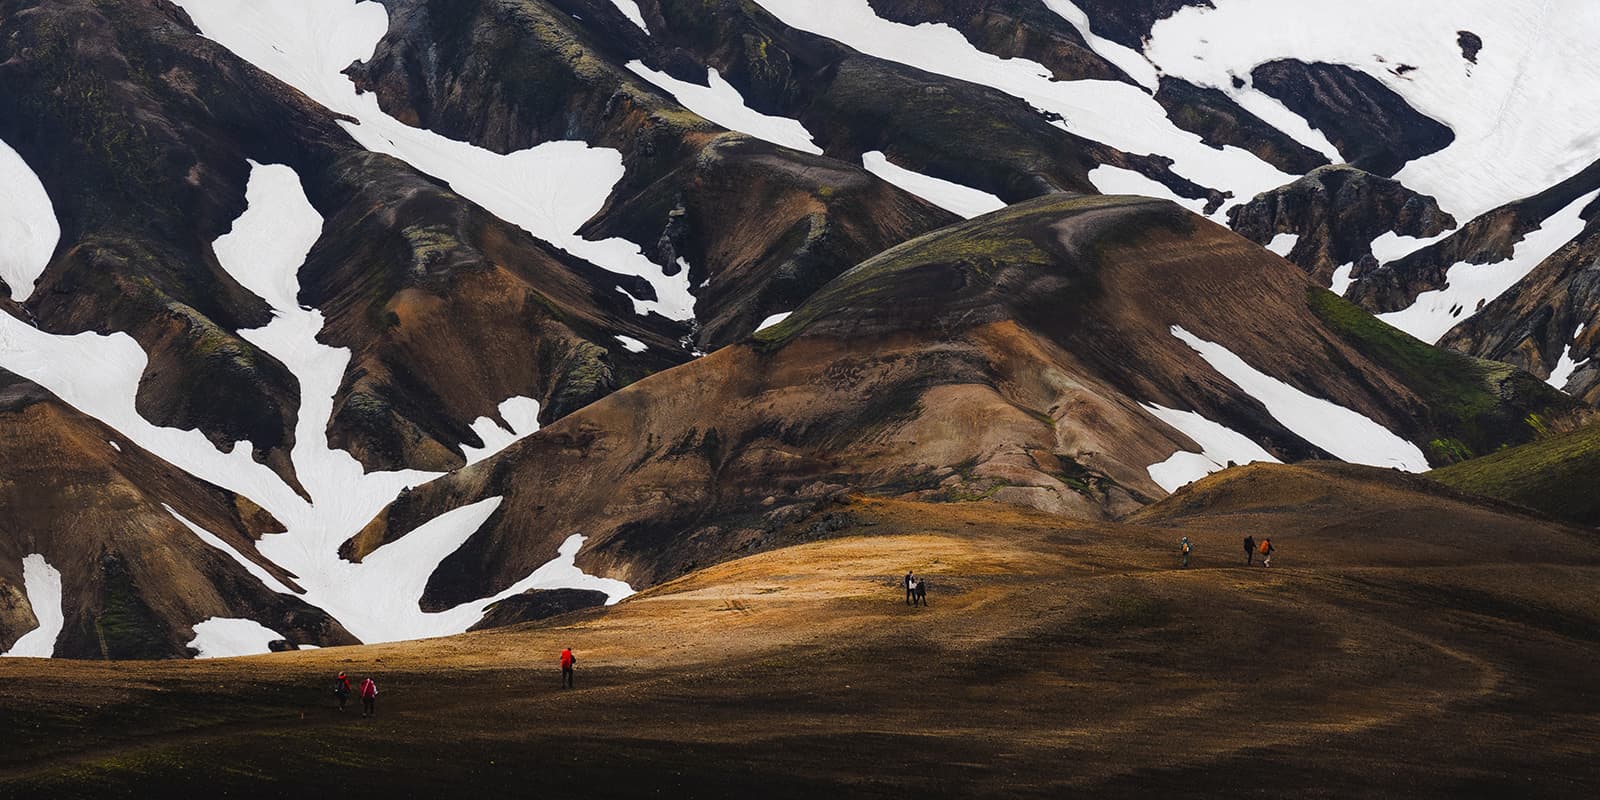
[{"xmin": 3, "ymin": 465, "xmax": 1596, "ymax": 797}]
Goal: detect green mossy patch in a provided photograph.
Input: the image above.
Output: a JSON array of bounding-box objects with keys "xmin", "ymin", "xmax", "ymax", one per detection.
[{"xmin": 1428, "ymin": 421, "xmax": 1600, "ymax": 526}]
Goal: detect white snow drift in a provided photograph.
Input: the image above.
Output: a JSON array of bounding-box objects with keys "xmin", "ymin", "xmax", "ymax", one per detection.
[
  {"xmin": 0, "ymin": 137, "xmax": 60, "ymax": 303},
  {"xmin": 1, "ymin": 555, "xmax": 64, "ymax": 658},
  {"xmin": 1087, "ymin": 165, "xmax": 1207, "ymax": 214},
  {"xmin": 461, "ymin": 396, "xmax": 543, "ymax": 465},
  {"xmin": 188, "ymin": 618, "xmax": 287, "ymax": 659},
  {"xmin": 627, "ymin": 61, "xmax": 822, "ymax": 155},
  {"xmin": 1142, "ymin": 403, "xmax": 1280, "ymax": 493},
  {"xmin": 862, "ymin": 151, "xmax": 1006, "ymax": 219},
  {"xmin": 1171, "ymin": 326, "xmax": 1429, "ymax": 472},
  {"xmin": 1547, "ymin": 323, "xmax": 1589, "ymax": 391}
]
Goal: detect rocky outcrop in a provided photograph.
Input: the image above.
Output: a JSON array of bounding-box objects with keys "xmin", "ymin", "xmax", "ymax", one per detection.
[
  {"xmin": 1229, "ymin": 165, "xmax": 1455, "ymax": 284},
  {"xmin": 0, "ymin": 368, "xmax": 355, "ymax": 658},
  {"xmin": 1438, "ymin": 220, "xmax": 1600, "ymax": 405},
  {"xmin": 864, "ymin": 0, "xmax": 1134, "ymax": 83},
  {"xmin": 467, "ymin": 589, "xmax": 610, "ymax": 631},
  {"xmin": 1154, "ymin": 77, "xmax": 1330, "ymax": 176},
  {"xmin": 1249, "ymin": 60, "xmax": 1454, "ymax": 177},
  {"xmin": 1072, "ymin": 0, "xmax": 1214, "ymax": 49},
  {"xmin": 349, "ymin": 195, "xmax": 1576, "ymax": 609}
]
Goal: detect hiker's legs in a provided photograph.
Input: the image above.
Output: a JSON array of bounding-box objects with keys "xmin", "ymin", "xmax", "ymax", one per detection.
[
  {"xmin": 362, "ymin": 697, "xmax": 374, "ymax": 716},
  {"xmin": 906, "ymin": 587, "xmax": 912, "ymax": 605},
  {"xmin": 562, "ymin": 667, "xmax": 573, "ymax": 688},
  {"xmin": 338, "ymin": 694, "xmax": 347, "ymax": 711}
]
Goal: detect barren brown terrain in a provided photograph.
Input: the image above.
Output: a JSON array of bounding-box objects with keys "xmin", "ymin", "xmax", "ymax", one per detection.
[{"xmin": 2, "ymin": 463, "xmax": 1595, "ymax": 798}]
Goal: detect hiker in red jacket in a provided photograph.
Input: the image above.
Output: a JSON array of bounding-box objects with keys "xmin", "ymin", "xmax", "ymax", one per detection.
[
  {"xmin": 560, "ymin": 647, "xmax": 576, "ymax": 689},
  {"xmin": 359, "ymin": 676, "xmax": 378, "ymax": 717},
  {"xmin": 332, "ymin": 671, "xmax": 352, "ymax": 712}
]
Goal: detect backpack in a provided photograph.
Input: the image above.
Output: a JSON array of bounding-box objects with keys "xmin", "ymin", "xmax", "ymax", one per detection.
[
  {"xmin": 1181, "ymin": 541, "xmax": 1191, "ymax": 553},
  {"xmin": 1259, "ymin": 540, "xmax": 1271, "ymax": 554},
  {"xmin": 332, "ymin": 678, "xmax": 346, "ymax": 694}
]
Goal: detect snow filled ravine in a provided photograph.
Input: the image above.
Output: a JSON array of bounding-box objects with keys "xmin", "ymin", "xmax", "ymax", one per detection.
[
  {"xmin": 1, "ymin": 555, "xmax": 65, "ymax": 658},
  {"xmin": 1142, "ymin": 403, "xmax": 1280, "ymax": 493},
  {"xmin": 170, "ymin": 0, "xmax": 693, "ymax": 321}
]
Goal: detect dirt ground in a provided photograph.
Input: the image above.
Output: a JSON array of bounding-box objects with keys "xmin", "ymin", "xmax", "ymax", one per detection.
[{"xmin": 2, "ymin": 465, "xmax": 1597, "ymax": 798}]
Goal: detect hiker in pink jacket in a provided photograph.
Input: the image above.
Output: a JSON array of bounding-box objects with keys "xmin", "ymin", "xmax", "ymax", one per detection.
[{"xmin": 359, "ymin": 676, "xmax": 378, "ymax": 717}]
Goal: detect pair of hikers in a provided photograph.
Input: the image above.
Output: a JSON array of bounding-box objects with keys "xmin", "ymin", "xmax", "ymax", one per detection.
[
  {"xmin": 331, "ymin": 671, "xmax": 380, "ymax": 716},
  {"xmin": 1242, "ymin": 535, "xmax": 1274, "ymax": 567},
  {"xmin": 903, "ymin": 570, "xmax": 929, "ymax": 606}
]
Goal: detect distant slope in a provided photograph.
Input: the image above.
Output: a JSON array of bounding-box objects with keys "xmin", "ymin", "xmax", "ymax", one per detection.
[{"xmin": 1428, "ymin": 423, "xmax": 1600, "ymax": 527}]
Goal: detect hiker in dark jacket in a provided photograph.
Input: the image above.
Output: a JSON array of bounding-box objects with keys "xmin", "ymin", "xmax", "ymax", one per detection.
[
  {"xmin": 332, "ymin": 671, "xmax": 352, "ymax": 712},
  {"xmin": 1180, "ymin": 536, "xmax": 1192, "ymax": 568},
  {"xmin": 560, "ymin": 647, "xmax": 577, "ymax": 689},
  {"xmin": 913, "ymin": 578, "xmax": 928, "ymax": 607},
  {"xmin": 1243, "ymin": 535, "xmax": 1256, "ymax": 566},
  {"xmin": 905, "ymin": 570, "xmax": 916, "ymax": 605}
]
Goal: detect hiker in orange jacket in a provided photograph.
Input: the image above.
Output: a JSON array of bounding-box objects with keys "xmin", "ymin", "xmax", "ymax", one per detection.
[
  {"xmin": 560, "ymin": 647, "xmax": 576, "ymax": 689},
  {"xmin": 1260, "ymin": 537, "xmax": 1274, "ymax": 568}
]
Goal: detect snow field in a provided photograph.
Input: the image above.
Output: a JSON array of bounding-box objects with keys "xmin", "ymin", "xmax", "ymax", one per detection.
[
  {"xmin": 1547, "ymin": 323, "xmax": 1589, "ymax": 391},
  {"xmin": 626, "ymin": 61, "xmax": 822, "ymax": 155},
  {"xmin": 862, "ymin": 151, "xmax": 1006, "ymax": 219},
  {"xmin": 1, "ymin": 555, "xmax": 64, "ymax": 658},
  {"xmin": 461, "ymin": 396, "xmax": 542, "ymax": 465},
  {"xmin": 1146, "ymin": 0, "xmax": 1600, "ymax": 222},
  {"xmin": 1039, "ymin": 0, "xmax": 1159, "ymax": 89},
  {"xmin": 609, "ymin": 1, "xmax": 648, "ymax": 32},
  {"xmin": 1086, "ymin": 165, "xmax": 1207, "ymax": 214},
  {"xmin": 1170, "ymin": 326, "xmax": 1430, "ymax": 472},
  {"xmin": 171, "ymin": 0, "xmax": 694, "ymax": 321},
  {"xmin": 1142, "ymin": 403, "xmax": 1280, "ymax": 493},
  {"xmin": 1378, "ymin": 188, "xmax": 1600, "ymax": 344},
  {"xmin": 0, "ymin": 137, "xmax": 60, "ymax": 303},
  {"xmin": 756, "ymin": 311, "xmax": 792, "ymax": 332},
  {"xmin": 1266, "ymin": 232, "xmax": 1299, "ymax": 257}
]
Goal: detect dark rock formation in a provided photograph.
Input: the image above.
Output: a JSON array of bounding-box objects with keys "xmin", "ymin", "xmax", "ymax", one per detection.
[
  {"xmin": 467, "ymin": 589, "xmax": 610, "ymax": 631},
  {"xmin": 1155, "ymin": 77, "xmax": 1330, "ymax": 176},
  {"xmin": 864, "ymin": 0, "xmax": 1134, "ymax": 83},
  {"xmin": 1250, "ymin": 59, "xmax": 1454, "ymax": 177},
  {"xmin": 1071, "ymin": 0, "xmax": 1214, "ymax": 49},
  {"xmin": 1457, "ymin": 31, "xmax": 1482, "ymax": 64},
  {"xmin": 1229, "ymin": 165, "xmax": 1455, "ymax": 284}
]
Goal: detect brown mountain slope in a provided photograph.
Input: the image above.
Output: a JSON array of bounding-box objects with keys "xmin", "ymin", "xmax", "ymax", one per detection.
[
  {"xmin": 346, "ymin": 194, "xmax": 1577, "ymax": 610},
  {"xmin": 0, "ymin": 368, "xmax": 354, "ymax": 659},
  {"xmin": 2, "ymin": 479, "xmax": 1596, "ymax": 795},
  {"xmin": 0, "ymin": 0, "xmax": 693, "ymax": 475}
]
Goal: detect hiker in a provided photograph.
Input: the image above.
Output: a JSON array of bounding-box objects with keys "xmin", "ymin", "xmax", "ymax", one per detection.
[
  {"xmin": 1243, "ymin": 535, "xmax": 1256, "ymax": 566},
  {"xmin": 905, "ymin": 570, "xmax": 916, "ymax": 605},
  {"xmin": 912, "ymin": 577, "xmax": 928, "ymax": 607},
  {"xmin": 560, "ymin": 647, "xmax": 576, "ymax": 689},
  {"xmin": 1260, "ymin": 537, "xmax": 1274, "ymax": 568},
  {"xmin": 1180, "ymin": 536, "xmax": 1192, "ymax": 568},
  {"xmin": 359, "ymin": 676, "xmax": 378, "ymax": 717},
  {"xmin": 332, "ymin": 671, "xmax": 352, "ymax": 712}
]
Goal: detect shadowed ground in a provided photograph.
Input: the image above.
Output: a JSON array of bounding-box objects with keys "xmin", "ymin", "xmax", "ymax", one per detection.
[{"xmin": 1, "ymin": 464, "xmax": 1596, "ymax": 797}]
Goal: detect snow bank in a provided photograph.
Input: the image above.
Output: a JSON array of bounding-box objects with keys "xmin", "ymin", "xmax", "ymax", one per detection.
[
  {"xmin": 461, "ymin": 396, "xmax": 542, "ymax": 465},
  {"xmin": 626, "ymin": 61, "xmax": 821, "ymax": 154},
  {"xmin": 1547, "ymin": 323, "xmax": 1589, "ymax": 391},
  {"xmin": 1266, "ymin": 232, "xmax": 1299, "ymax": 257},
  {"xmin": 1378, "ymin": 188, "xmax": 1600, "ymax": 343},
  {"xmin": 165, "ymin": 505, "xmax": 296, "ymax": 595},
  {"xmin": 188, "ymin": 617, "xmax": 286, "ymax": 658},
  {"xmin": 862, "ymin": 152, "xmax": 1006, "ymax": 219},
  {"xmin": 756, "ymin": 311, "xmax": 792, "ymax": 331},
  {"xmin": 1369, "ymin": 229, "xmax": 1452, "ymax": 265},
  {"xmin": 0, "ymin": 137, "xmax": 60, "ymax": 303},
  {"xmin": 1170, "ymin": 325, "xmax": 1429, "ymax": 471},
  {"xmin": 613, "ymin": 335, "xmax": 648, "ymax": 353},
  {"xmin": 1086, "ymin": 165, "xmax": 1207, "ymax": 213},
  {"xmin": 1146, "ymin": 0, "xmax": 1600, "ymax": 221},
  {"xmin": 172, "ymin": 0, "xmax": 694, "ymax": 320},
  {"xmin": 748, "ymin": 0, "xmax": 1295, "ymax": 206},
  {"xmin": 1, "ymin": 555, "xmax": 63, "ymax": 658},
  {"xmin": 1142, "ymin": 402, "xmax": 1280, "ymax": 492},
  {"xmin": 1328, "ymin": 263, "xmax": 1355, "ymax": 296}
]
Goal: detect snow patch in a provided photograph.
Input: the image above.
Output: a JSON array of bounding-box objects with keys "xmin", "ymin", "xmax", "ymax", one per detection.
[
  {"xmin": 749, "ymin": 0, "xmax": 1295, "ymax": 206},
  {"xmin": 1, "ymin": 555, "xmax": 64, "ymax": 658},
  {"xmin": 626, "ymin": 61, "xmax": 820, "ymax": 154},
  {"xmin": 188, "ymin": 617, "xmax": 286, "ymax": 659},
  {"xmin": 1170, "ymin": 325, "xmax": 1430, "ymax": 471},
  {"xmin": 1378, "ymin": 188, "xmax": 1600, "ymax": 343},
  {"xmin": 1369, "ymin": 229, "xmax": 1452, "ymax": 264},
  {"xmin": 0, "ymin": 137, "xmax": 59, "ymax": 303},
  {"xmin": 108, "ymin": 440, "xmax": 121, "ymax": 452},
  {"xmin": 172, "ymin": 0, "xmax": 694, "ymax": 320},
  {"xmin": 1142, "ymin": 402, "xmax": 1280, "ymax": 492},
  {"xmin": 1087, "ymin": 165, "xmax": 1208, "ymax": 213},
  {"xmin": 613, "ymin": 335, "xmax": 648, "ymax": 353},
  {"xmin": 1547, "ymin": 323, "xmax": 1589, "ymax": 391},
  {"xmin": 608, "ymin": 0, "xmax": 647, "ymax": 32},
  {"xmin": 1266, "ymin": 232, "xmax": 1299, "ymax": 257},
  {"xmin": 861, "ymin": 151, "xmax": 1006, "ymax": 219},
  {"xmin": 1328, "ymin": 263, "xmax": 1356, "ymax": 296},
  {"xmin": 756, "ymin": 311, "xmax": 792, "ymax": 331},
  {"xmin": 461, "ymin": 396, "xmax": 542, "ymax": 465}
]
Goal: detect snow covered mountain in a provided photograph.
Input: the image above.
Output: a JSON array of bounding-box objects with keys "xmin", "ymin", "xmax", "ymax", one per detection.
[{"xmin": 1, "ymin": 0, "xmax": 1595, "ymax": 658}]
